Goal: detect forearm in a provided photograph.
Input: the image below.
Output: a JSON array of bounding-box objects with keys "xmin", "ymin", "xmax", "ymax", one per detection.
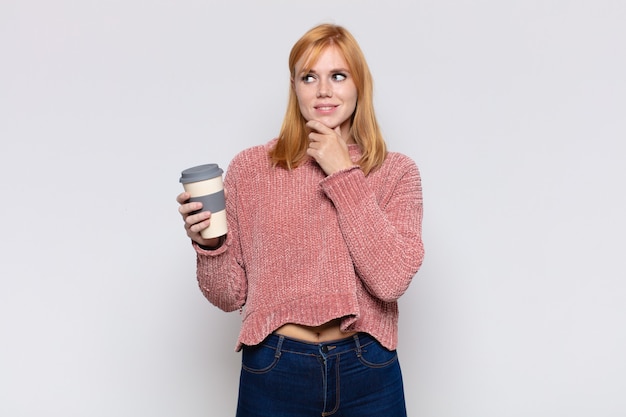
[
  {"xmin": 320, "ymin": 165, "xmax": 424, "ymax": 302},
  {"xmin": 194, "ymin": 238, "xmax": 247, "ymax": 312}
]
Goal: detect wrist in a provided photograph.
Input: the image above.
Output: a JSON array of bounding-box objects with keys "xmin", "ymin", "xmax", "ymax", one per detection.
[{"xmin": 197, "ymin": 235, "xmax": 226, "ymax": 250}]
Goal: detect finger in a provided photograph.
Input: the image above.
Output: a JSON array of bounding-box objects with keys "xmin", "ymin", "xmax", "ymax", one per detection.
[
  {"xmin": 185, "ymin": 208, "xmax": 211, "ymax": 225},
  {"xmin": 306, "ymin": 120, "xmax": 333, "ymax": 135},
  {"xmin": 186, "ymin": 210, "xmax": 211, "ymax": 230},
  {"xmin": 308, "ymin": 131, "xmax": 326, "ymax": 144},
  {"xmin": 176, "ymin": 192, "xmax": 190, "ymax": 204},
  {"xmin": 178, "ymin": 201, "xmax": 203, "ymax": 216},
  {"xmin": 188, "ymin": 217, "xmax": 212, "ymax": 235}
]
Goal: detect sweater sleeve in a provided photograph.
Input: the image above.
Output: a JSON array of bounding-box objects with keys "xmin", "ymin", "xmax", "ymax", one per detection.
[
  {"xmin": 319, "ymin": 155, "xmax": 424, "ymax": 302},
  {"xmin": 194, "ymin": 157, "xmax": 248, "ymax": 312}
]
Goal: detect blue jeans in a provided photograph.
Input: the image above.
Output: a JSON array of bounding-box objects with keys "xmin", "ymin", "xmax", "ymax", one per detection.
[{"xmin": 236, "ymin": 333, "xmax": 407, "ymax": 417}]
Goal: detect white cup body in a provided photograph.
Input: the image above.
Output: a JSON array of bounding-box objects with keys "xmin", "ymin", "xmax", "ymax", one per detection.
[
  {"xmin": 183, "ymin": 176, "xmax": 227, "ymax": 239},
  {"xmin": 200, "ymin": 209, "xmax": 227, "ymax": 239}
]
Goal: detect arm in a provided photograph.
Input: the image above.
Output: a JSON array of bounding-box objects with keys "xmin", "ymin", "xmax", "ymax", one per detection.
[
  {"xmin": 320, "ymin": 156, "xmax": 424, "ymax": 302},
  {"xmin": 178, "ymin": 160, "xmax": 248, "ymax": 312}
]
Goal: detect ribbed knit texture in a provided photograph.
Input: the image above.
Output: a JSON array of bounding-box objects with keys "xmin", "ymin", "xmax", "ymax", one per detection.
[{"xmin": 195, "ymin": 139, "xmax": 424, "ymax": 351}]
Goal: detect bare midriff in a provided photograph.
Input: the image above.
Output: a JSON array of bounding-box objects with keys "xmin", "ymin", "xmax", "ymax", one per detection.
[{"xmin": 274, "ymin": 318, "xmax": 357, "ymax": 343}]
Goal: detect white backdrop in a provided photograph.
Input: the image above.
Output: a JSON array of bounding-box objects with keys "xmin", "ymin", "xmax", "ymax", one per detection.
[{"xmin": 1, "ymin": 1, "xmax": 625, "ymax": 416}]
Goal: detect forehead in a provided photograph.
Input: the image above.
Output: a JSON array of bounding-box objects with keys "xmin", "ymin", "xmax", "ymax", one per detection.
[{"xmin": 296, "ymin": 45, "xmax": 349, "ymax": 73}]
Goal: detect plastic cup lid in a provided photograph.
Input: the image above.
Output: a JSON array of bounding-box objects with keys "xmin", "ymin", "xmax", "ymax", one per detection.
[{"xmin": 179, "ymin": 163, "xmax": 223, "ymax": 183}]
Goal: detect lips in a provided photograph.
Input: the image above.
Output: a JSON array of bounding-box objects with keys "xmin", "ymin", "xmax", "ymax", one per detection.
[{"xmin": 314, "ymin": 104, "xmax": 338, "ymax": 112}]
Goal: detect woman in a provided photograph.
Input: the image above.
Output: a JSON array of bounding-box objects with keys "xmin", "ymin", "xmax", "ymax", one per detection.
[{"xmin": 177, "ymin": 23, "xmax": 424, "ymax": 417}]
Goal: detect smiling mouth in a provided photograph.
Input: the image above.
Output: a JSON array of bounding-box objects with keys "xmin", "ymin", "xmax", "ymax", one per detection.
[{"xmin": 315, "ymin": 105, "xmax": 337, "ymax": 111}]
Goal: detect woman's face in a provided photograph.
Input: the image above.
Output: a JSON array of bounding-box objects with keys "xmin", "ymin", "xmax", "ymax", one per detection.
[{"xmin": 293, "ymin": 46, "xmax": 358, "ymax": 140}]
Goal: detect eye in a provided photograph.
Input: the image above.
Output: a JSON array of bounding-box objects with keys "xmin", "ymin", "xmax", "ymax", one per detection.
[
  {"xmin": 332, "ymin": 73, "xmax": 347, "ymax": 81},
  {"xmin": 301, "ymin": 74, "xmax": 316, "ymax": 83}
]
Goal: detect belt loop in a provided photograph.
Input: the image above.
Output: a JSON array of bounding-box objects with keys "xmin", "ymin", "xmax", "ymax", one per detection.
[
  {"xmin": 353, "ymin": 333, "xmax": 362, "ymax": 357},
  {"xmin": 275, "ymin": 335, "xmax": 284, "ymax": 359}
]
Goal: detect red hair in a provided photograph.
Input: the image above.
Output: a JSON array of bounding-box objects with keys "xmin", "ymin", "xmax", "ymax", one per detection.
[{"xmin": 269, "ymin": 24, "xmax": 387, "ymax": 175}]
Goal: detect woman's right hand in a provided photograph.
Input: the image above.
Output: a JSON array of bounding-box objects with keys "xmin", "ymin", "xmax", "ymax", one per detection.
[{"xmin": 176, "ymin": 192, "xmax": 222, "ymax": 247}]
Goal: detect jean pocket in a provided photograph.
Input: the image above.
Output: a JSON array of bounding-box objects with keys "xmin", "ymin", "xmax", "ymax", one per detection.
[
  {"xmin": 241, "ymin": 344, "xmax": 281, "ymax": 374},
  {"xmin": 357, "ymin": 341, "xmax": 398, "ymax": 369}
]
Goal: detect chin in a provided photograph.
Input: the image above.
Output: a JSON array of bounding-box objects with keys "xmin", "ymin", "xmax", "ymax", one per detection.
[{"xmin": 322, "ymin": 118, "xmax": 347, "ymax": 130}]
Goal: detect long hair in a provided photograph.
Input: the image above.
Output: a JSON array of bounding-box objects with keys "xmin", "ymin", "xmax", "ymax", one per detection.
[{"xmin": 269, "ymin": 24, "xmax": 387, "ymax": 176}]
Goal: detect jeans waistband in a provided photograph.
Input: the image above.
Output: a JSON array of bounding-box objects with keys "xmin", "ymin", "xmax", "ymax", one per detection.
[{"xmin": 259, "ymin": 332, "xmax": 377, "ymax": 356}]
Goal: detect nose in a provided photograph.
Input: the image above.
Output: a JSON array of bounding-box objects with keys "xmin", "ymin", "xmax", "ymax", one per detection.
[{"xmin": 317, "ymin": 79, "xmax": 332, "ymax": 98}]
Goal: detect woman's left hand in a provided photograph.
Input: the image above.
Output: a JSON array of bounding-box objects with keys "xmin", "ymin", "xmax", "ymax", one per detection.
[{"xmin": 306, "ymin": 120, "xmax": 356, "ymax": 176}]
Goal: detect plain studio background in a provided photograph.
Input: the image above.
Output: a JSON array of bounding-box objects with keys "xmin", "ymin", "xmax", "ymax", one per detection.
[{"xmin": 1, "ymin": 0, "xmax": 625, "ymax": 416}]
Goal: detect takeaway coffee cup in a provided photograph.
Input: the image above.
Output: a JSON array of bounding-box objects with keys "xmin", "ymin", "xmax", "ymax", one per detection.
[{"xmin": 179, "ymin": 163, "xmax": 227, "ymax": 239}]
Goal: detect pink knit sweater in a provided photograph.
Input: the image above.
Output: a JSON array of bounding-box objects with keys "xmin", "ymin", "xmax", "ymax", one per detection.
[{"xmin": 194, "ymin": 139, "xmax": 424, "ymax": 351}]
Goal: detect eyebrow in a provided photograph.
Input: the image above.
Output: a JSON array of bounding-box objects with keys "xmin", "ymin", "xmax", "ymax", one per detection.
[{"xmin": 302, "ymin": 68, "xmax": 351, "ymax": 74}]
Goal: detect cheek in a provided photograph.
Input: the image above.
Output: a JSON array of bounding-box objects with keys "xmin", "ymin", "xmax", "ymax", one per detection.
[
  {"xmin": 295, "ymin": 86, "xmax": 312, "ymax": 103},
  {"xmin": 340, "ymin": 84, "xmax": 358, "ymax": 108},
  {"xmin": 345, "ymin": 92, "xmax": 358, "ymax": 113}
]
